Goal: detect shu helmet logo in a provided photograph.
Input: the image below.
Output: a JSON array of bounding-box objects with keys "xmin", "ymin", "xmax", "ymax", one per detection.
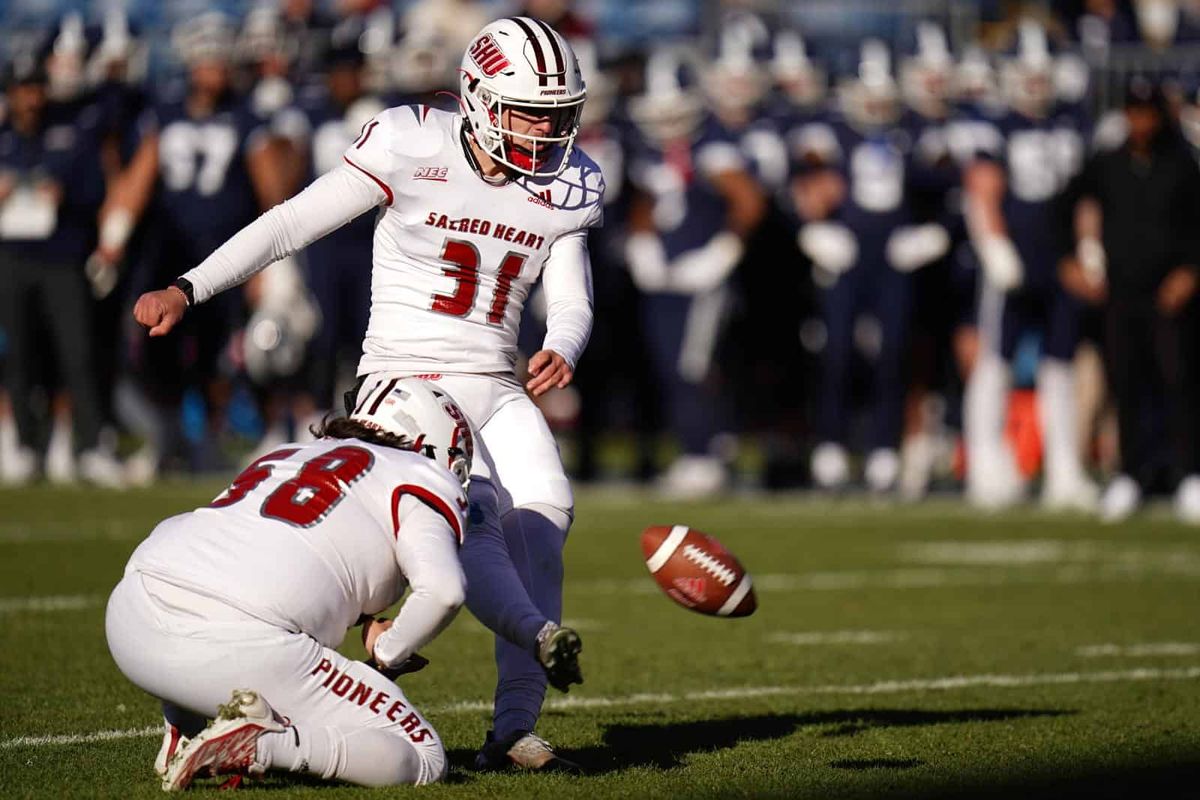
[{"xmin": 469, "ymin": 34, "xmax": 511, "ymax": 78}]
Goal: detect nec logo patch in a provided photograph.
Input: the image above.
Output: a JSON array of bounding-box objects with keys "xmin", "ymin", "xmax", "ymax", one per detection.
[
  {"xmin": 413, "ymin": 167, "xmax": 449, "ymax": 182},
  {"xmin": 468, "ymin": 34, "xmax": 510, "ymax": 78}
]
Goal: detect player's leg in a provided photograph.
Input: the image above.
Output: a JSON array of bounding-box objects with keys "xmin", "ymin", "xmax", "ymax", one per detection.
[
  {"xmin": 40, "ymin": 259, "xmax": 120, "ymax": 484},
  {"xmin": 965, "ymin": 282, "xmax": 1022, "ymax": 507},
  {"xmin": 1039, "ymin": 285, "xmax": 1097, "ymax": 510},
  {"xmin": 866, "ymin": 264, "xmax": 913, "ymax": 493},
  {"xmin": 642, "ymin": 292, "xmax": 731, "ymax": 496},
  {"xmin": 0, "ymin": 255, "xmax": 39, "ymax": 470},
  {"xmin": 352, "ymin": 373, "xmax": 571, "ymax": 670},
  {"xmin": 812, "ymin": 262, "xmax": 860, "ymax": 489},
  {"xmin": 106, "ymin": 572, "xmax": 446, "ymax": 787},
  {"xmin": 468, "ymin": 382, "xmax": 584, "ymax": 769}
]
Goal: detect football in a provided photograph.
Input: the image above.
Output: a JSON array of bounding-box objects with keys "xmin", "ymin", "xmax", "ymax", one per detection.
[{"xmin": 641, "ymin": 525, "xmax": 756, "ymax": 617}]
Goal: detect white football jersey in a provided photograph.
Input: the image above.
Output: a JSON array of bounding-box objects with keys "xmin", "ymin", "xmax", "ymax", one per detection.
[
  {"xmin": 343, "ymin": 105, "xmax": 605, "ymax": 375},
  {"xmin": 126, "ymin": 439, "xmax": 467, "ymax": 649}
]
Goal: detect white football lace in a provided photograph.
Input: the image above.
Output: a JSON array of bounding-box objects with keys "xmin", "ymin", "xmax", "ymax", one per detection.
[{"xmin": 681, "ymin": 544, "xmax": 737, "ymax": 586}]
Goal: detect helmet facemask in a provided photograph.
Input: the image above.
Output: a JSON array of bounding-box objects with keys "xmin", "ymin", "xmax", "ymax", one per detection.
[
  {"xmin": 467, "ymin": 78, "xmax": 585, "ymax": 177},
  {"xmin": 458, "ymin": 18, "xmax": 588, "ymax": 179}
]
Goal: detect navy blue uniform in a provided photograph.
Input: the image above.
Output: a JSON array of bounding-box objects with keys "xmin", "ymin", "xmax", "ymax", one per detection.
[
  {"xmin": 0, "ymin": 100, "xmax": 107, "ymax": 452},
  {"xmin": 625, "ymin": 116, "xmax": 744, "ymax": 456},
  {"xmin": 131, "ymin": 91, "xmax": 268, "ymax": 405},
  {"xmin": 0, "ymin": 102, "xmax": 105, "ymax": 264},
  {"xmin": 971, "ymin": 107, "xmax": 1088, "ymax": 362},
  {"xmin": 810, "ymin": 113, "xmax": 925, "ymax": 452}
]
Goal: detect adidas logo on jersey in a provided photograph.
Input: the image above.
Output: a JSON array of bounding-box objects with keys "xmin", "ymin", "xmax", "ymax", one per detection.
[
  {"xmin": 413, "ymin": 166, "xmax": 449, "ymax": 182},
  {"xmin": 527, "ymin": 189, "xmax": 553, "ymax": 208}
]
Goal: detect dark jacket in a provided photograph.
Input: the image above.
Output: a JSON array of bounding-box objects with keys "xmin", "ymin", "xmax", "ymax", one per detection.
[{"xmin": 1063, "ymin": 135, "xmax": 1200, "ymax": 296}]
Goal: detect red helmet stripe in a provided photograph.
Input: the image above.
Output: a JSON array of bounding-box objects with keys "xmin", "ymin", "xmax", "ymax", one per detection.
[
  {"xmin": 530, "ymin": 17, "xmax": 566, "ymax": 86},
  {"xmin": 509, "ymin": 17, "xmax": 548, "ymax": 86}
]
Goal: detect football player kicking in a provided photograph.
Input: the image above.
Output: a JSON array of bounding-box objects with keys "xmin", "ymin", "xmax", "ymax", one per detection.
[
  {"xmin": 106, "ymin": 378, "xmax": 471, "ymax": 789},
  {"xmin": 130, "ymin": 17, "xmax": 603, "ymax": 771}
]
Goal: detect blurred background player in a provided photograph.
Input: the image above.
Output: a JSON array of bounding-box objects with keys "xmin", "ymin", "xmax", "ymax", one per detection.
[
  {"xmin": 896, "ymin": 21, "xmax": 981, "ymax": 499},
  {"xmin": 93, "ymin": 12, "xmax": 291, "ymax": 480},
  {"xmin": 107, "ymin": 378, "xmax": 470, "ymax": 789},
  {"xmin": 963, "ymin": 19, "xmax": 1097, "ymax": 510},
  {"xmin": 0, "ymin": 48, "xmax": 124, "ymax": 486},
  {"xmin": 623, "ymin": 47, "xmax": 765, "ymax": 497},
  {"xmin": 282, "ymin": 37, "xmax": 382, "ymax": 438},
  {"xmin": 797, "ymin": 40, "xmax": 949, "ymax": 494},
  {"xmin": 1061, "ymin": 78, "xmax": 1200, "ymax": 523}
]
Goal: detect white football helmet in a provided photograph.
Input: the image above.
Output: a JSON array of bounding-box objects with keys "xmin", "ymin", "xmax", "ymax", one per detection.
[
  {"xmin": 704, "ymin": 13, "xmax": 771, "ymax": 115},
  {"xmin": 628, "ymin": 47, "xmax": 706, "ymax": 145},
  {"xmin": 459, "ymin": 16, "xmax": 586, "ymax": 177},
  {"xmin": 839, "ymin": 39, "xmax": 900, "ymax": 129},
  {"xmin": 900, "ymin": 22, "xmax": 954, "ymax": 118},
  {"xmin": 350, "ymin": 378, "xmax": 474, "ymax": 490},
  {"xmin": 1000, "ymin": 19, "xmax": 1056, "ymax": 118},
  {"xmin": 771, "ymin": 30, "xmax": 826, "ymax": 108}
]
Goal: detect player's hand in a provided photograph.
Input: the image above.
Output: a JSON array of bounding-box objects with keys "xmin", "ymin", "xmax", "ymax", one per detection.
[
  {"xmin": 365, "ymin": 652, "xmax": 430, "ymax": 681},
  {"xmin": 133, "ymin": 287, "xmax": 188, "ymax": 336},
  {"xmin": 1059, "ymin": 257, "xmax": 1106, "ymax": 305},
  {"xmin": 362, "ymin": 616, "xmax": 393, "ymax": 654},
  {"xmin": 526, "ymin": 349, "xmax": 573, "ymax": 396},
  {"xmin": 84, "ymin": 253, "xmax": 120, "ymax": 300},
  {"xmin": 1158, "ymin": 266, "xmax": 1198, "ymax": 316}
]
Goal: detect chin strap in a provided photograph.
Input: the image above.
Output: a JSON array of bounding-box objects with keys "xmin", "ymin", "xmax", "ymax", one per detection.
[{"xmin": 459, "ymin": 122, "xmax": 511, "ymax": 185}]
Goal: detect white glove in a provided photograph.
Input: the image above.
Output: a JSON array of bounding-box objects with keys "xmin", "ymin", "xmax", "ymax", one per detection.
[
  {"xmin": 668, "ymin": 232, "xmax": 744, "ymax": 293},
  {"xmin": 625, "ymin": 232, "xmax": 671, "ymax": 292},
  {"xmin": 976, "ymin": 234, "xmax": 1023, "ymax": 291},
  {"xmin": 886, "ymin": 224, "xmax": 951, "ymax": 273},
  {"xmin": 798, "ymin": 222, "xmax": 858, "ymax": 275},
  {"xmin": 84, "ymin": 253, "xmax": 119, "ymax": 300},
  {"xmin": 1076, "ymin": 236, "xmax": 1106, "ymax": 287}
]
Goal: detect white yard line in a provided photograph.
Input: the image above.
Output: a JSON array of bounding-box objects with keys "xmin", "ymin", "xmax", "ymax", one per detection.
[
  {"xmin": 0, "ymin": 595, "xmax": 102, "ymax": 613},
  {"xmin": 5, "ymin": 665, "xmax": 1199, "ymax": 751},
  {"xmin": 1078, "ymin": 643, "xmax": 1200, "ymax": 658},
  {"xmin": 766, "ymin": 631, "xmax": 906, "ymax": 646}
]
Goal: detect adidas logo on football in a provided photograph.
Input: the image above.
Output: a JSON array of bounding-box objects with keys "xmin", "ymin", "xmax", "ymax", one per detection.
[{"xmin": 527, "ymin": 189, "xmax": 553, "ymax": 208}]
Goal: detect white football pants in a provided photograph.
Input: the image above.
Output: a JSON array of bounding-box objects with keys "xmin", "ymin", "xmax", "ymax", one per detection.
[{"xmin": 106, "ymin": 573, "xmax": 445, "ymax": 786}]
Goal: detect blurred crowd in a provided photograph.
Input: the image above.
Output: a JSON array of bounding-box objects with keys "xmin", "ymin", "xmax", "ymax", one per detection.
[{"xmin": 2, "ymin": 0, "xmax": 1200, "ymax": 524}]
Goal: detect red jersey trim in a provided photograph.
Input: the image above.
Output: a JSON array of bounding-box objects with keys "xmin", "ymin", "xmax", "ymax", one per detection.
[
  {"xmin": 343, "ymin": 156, "xmax": 394, "ymax": 206},
  {"xmin": 391, "ymin": 484, "xmax": 464, "ymax": 545}
]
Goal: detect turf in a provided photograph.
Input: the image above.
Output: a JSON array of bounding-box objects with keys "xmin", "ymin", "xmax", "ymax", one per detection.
[{"xmin": 1, "ymin": 483, "xmax": 1199, "ymax": 798}]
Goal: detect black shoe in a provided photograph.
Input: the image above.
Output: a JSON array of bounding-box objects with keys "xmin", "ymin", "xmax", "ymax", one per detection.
[
  {"xmin": 536, "ymin": 623, "xmax": 583, "ymax": 693},
  {"xmin": 474, "ymin": 730, "xmax": 585, "ymax": 773}
]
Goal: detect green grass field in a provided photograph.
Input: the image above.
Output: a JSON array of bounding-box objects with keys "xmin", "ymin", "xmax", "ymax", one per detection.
[{"xmin": 2, "ymin": 483, "xmax": 1199, "ymax": 798}]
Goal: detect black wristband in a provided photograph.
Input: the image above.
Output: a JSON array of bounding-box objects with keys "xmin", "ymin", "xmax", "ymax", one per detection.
[{"xmin": 171, "ymin": 277, "xmax": 195, "ymax": 306}]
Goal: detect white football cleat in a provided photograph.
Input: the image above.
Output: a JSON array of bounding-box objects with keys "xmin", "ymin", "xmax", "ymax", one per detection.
[
  {"xmin": 657, "ymin": 455, "xmax": 728, "ymax": 499},
  {"xmin": 78, "ymin": 449, "xmax": 127, "ymax": 489},
  {"xmin": 154, "ymin": 721, "xmax": 188, "ymax": 777},
  {"xmin": 899, "ymin": 433, "xmax": 937, "ymax": 501},
  {"xmin": 1042, "ymin": 469, "xmax": 1099, "ymax": 513},
  {"xmin": 967, "ymin": 447, "xmax": 1024, "ymax": 510},
  {"xmin": 162, "ymin": 689, "xmax": 285, "ymax": 791},
  {"xmin": 864, "ymin": 448, "xmax": 900, "ymax": 494},
  {"xmin": 0, "ymin": 445, "xmax": 37, "ymax": 486},
  {"xmin": 45, "ymin": 420, "xmax": 76, "ymax": 484},
  {"xmin": 811, "ymin": 442, "xmax": 850, "ymax": 490},
  {"xmin": 1100, "ymin": 474, "xmax": 1141, "ymax": 523},
  {"xmin": 123, "ymin": 445, "xmax": 160, "ymax": 487},
  {"xmin": 1174, "ymin": 475, "xmax": 1200, "ymax": 526},
  {"xmin": 475, "ymin": 730, "xmax": 584, "ymax": 773}
]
